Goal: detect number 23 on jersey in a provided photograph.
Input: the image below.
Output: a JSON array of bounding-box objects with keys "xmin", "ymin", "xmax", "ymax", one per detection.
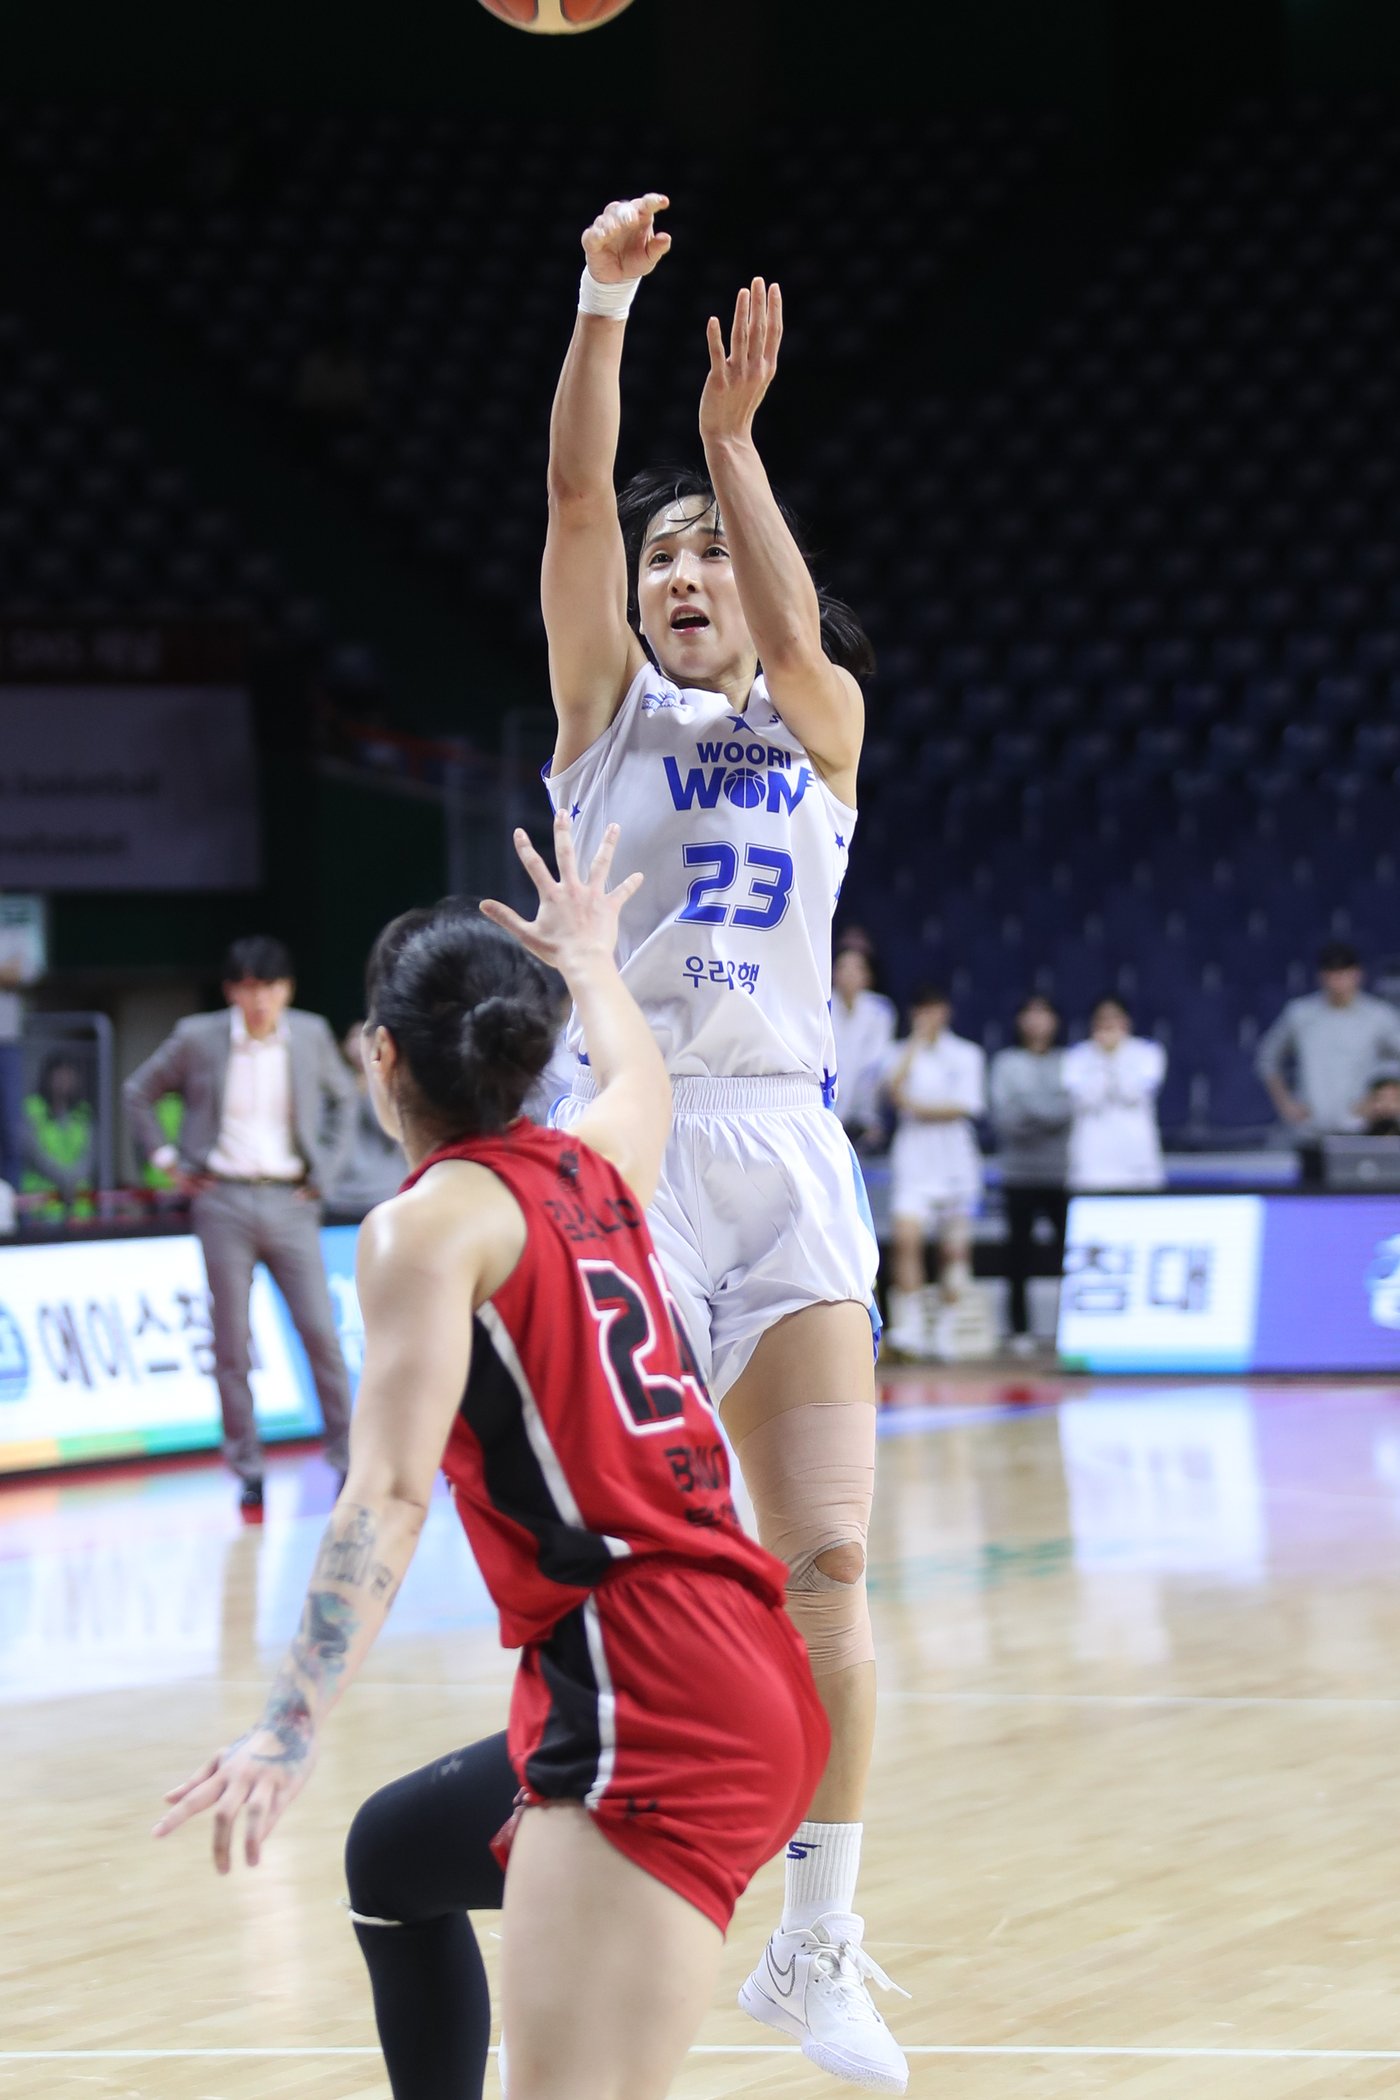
[{"xmin": 677, "ymin": 843, "xmax": 795, "ymax": 930}]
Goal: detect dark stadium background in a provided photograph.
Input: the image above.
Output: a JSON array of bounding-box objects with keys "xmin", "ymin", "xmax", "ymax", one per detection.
[{"xmin": 4, "ymin": 0, "xmax": 1400, "ymax": 1145}]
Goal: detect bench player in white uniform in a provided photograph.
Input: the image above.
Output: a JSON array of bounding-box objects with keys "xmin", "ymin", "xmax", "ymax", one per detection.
[{"xmin": 541, "ymin": 193, "xmax": 907, "ymax": 2092}]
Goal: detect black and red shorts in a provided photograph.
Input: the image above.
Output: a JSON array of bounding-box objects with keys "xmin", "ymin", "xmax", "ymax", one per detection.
[{"xmin": 494, "ymin": 1557, "xmax": 829, "ymax": 1933}]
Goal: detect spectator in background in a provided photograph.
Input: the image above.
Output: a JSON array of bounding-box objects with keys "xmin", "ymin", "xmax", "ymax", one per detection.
[
  {"xmin": 123, "ymin": 936, "xmax": 357, "ymax": 1516},
  {"xmin": 0, "ymin": 899, "xmax": 42, "ymax": 1230},
  {"xmin": 1361, "ymin": 1071, "xmax": 1400, "ymax": 1138},
  {"xmin": 830, "ymin": 940, "xmax": 896, "ymax": 1149},
  {"xmin": 22, "ymin": 1053, "xmax": 96, "ymax": 1220},
  {"xmin": 1064, "ymin": 997, "xmax": 1166, "ymax": 1191},
  {"xmin": 881, "ymin": 987, "xmax": 986, "ymax": 1360},
  {"xmin": 989, "ymin": 995, "xmax": 1071, "ymax": 1358},
  {"xmin": 139, "ymin": 1091, "xmax": 187, "ymax": 1197},
  {"xmin": 1256, "ymin": 942, "xmax": 1400, "ymax": 1134},
  {"xmin": 325, "ymin": 1022, "xmax": 405, "ymax": 1216}
]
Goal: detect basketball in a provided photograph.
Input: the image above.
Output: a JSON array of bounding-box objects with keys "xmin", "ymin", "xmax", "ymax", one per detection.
[{"xmin": 477, "ymin": 0, "xmax": 636, "ymax": 32}]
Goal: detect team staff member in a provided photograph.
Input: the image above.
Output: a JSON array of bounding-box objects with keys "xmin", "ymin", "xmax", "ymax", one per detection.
[
  {"xmin": 989, "ymin": 994, "xmax": 1071, "ymax": 1357},
  {"xmin": 882, "ymin": 988, "xmax": 986, "ymax": 1362},
  {"xmin": 155, "ymin": 815, "xmax": 829, "ymax": 2100},
  {"xmin": 1257, "ymin": 941, "xmax": 1400, "ymax": 1135},
  {"xmin": 1063, "ymin": 997, "xmax": 1166, "ymax": 1192},
  {"xmin": 830, "ymin": 941, "xmax": 897, "ymax": 1150},
  {"xmin": 124, "ymin": 936, "xmax": 357, "ymax": 1513}
]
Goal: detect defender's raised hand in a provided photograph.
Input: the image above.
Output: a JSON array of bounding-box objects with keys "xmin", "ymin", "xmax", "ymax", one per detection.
[
  {"xmin": 699, "ymin": 277, "xmax": 783, "ymax": 445},
  {"xmin": 581, "ymin": 193, "xmax": 672, "ymax": 285},
  {"xmin": 481, "ymin": 810, "xmax": 643, "ymax": 976}
]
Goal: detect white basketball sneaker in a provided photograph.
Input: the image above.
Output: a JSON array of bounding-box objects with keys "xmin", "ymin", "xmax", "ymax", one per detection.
[
  {"xmin": 881, "ymin": 1289, "xmax": 933, "ymax": 1364},
  {"xmin": 739, "ymin": 1912, "xmax": 910, "ymax": 2092}
]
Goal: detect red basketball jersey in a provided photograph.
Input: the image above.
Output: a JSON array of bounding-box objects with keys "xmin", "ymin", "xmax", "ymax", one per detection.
[{"xmin": 400, "ymin": 1122, "xmax": 786, "ymax": 1648}]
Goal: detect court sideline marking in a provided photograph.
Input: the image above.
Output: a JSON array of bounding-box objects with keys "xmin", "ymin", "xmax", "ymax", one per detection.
[
  {"xmin": 16, "ymin": 1681, "xmax": 1400, "ymax": 1718},
  {"xmin": 7, "ymin": 2045, "xmax": 1400, "ymax": 2063},
  {"xmin": 202, "ymin": 1681, "xmax": 1400, "ymax": 1712}
]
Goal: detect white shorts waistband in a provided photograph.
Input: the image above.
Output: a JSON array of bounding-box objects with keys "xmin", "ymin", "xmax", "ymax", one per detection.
[{"xmin": 569, "ymin": 1071, "xmax": 825, "ymax": 1116}]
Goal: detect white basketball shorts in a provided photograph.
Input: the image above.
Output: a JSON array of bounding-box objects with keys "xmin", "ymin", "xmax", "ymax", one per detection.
[
  {"xmin": 888, "ymin": 1173, "xmax": 983, "ymax": 1233},
  {"xmin": 555, "ymin": 1073, "xmax": 880, "ymax": 1402}
]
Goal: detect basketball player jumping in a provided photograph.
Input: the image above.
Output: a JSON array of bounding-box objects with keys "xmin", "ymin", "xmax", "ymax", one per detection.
[
  {"xmin": 541, "ymin": 194, "xmax": 907, "ymax": 2088},
  {"xmin": 155, "ymin": 812, "xmax": 829, "ymax": 2100}
]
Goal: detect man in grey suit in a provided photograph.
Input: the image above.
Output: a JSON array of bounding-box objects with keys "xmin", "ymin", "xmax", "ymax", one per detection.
[{"xmin": 124, "ymin": 935, "xmax": 358, "ymax": 1514}]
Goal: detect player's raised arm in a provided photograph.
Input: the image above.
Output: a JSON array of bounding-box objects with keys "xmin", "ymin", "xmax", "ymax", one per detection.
[
  {"xmin": 544, "ymin": 194, "xmax": 669, "ymax": 769},
  {"xmin": 699, "ymin": 279, "xmax": 865, "ymax": 802},
  {"xmin": 481, "ymin": 810, "xmax": 669, "ymax": 1204}
]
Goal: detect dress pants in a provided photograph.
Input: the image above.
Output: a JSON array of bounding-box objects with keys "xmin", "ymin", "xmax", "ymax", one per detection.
[
  {"xmin": 1002, "ymin": 1184, "xmax": 1069, "ymax": 1338},
  {"xmin": 191, "ymin": 1179, "xmax": 352, "ymax": 1482}
]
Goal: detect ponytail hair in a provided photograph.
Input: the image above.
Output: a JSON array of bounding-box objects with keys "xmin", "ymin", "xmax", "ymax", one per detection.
[
  {"xmin": 615, "ymin": 466, "xmax": 876, "ymax": 682},
  {"xmin": 365, "ymin": 902, "xmax": 557, "ymax": 1138}
]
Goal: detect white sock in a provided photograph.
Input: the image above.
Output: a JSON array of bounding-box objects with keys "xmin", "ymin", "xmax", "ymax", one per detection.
[{"xmin": 781, "ymin": 1820, "xmax": 863, "ymax": 1934}]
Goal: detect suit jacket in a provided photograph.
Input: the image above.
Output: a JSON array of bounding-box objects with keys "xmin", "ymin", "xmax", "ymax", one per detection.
[{"xmin": 123, "ymin": 1008, "xmax": 357, "ymax": 1193}]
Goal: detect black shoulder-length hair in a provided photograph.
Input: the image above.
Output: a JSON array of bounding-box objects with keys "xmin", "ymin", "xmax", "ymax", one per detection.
[{"xmin": 615, "ymin": 466, "xmax": 876, "ymax": 683}]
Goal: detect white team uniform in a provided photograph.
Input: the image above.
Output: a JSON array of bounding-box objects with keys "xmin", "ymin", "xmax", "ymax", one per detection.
[
  {"xmin": 830, "ymin": 987, "xmax": 897, "ymax": 1133},
  {"xmin": 885, "ymin": 1031, "xmax": 987, "ymax": 1228},
  {"xmin": 547, "ymin": 663, "xmax": 879, "ymax": 1398}
]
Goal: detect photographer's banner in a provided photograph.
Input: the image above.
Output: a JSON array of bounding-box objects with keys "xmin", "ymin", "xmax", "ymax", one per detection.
[
  {"xmin": 0, "ymin": 1230, "xmax": 364, "ymax": 1474},
  {"xmin": 1058, "ymin": 1193, "xmax": 1400, "ymax": 1373},
  {"xmin": 0, "ymin": 687, "xmax": 258, "ymax": 890}
]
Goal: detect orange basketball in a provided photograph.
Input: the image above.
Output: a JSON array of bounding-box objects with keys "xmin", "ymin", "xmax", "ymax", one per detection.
[{"xmin": 478, "ymin": 0, "xmax": 636, "ymax": 31}]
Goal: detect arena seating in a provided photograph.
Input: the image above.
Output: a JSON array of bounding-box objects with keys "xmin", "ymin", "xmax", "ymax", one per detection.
[
  {"xmin": 5, "ymin": 104, "xmax": 1066, "ymax": 614},
  {"xmin": 6, "ymin": 96, "xmax": 1399, "ymax": 1135},
  {"xmin": 838, "ymin": 96, "xmax": 1400, "ymax": 1133},
  {"xmin": 0, "ymin": 305, "xmax": 323, "ymax": 643}
]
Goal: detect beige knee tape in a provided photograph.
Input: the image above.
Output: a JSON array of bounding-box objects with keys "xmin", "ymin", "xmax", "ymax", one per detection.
[{"xmin": 734, "ymin": 1402, "xmax": 876, "ymax": 1676}]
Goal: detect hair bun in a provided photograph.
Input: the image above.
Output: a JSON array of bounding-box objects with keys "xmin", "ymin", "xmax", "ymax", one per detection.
[
  {"xmin": 460, "ymin": 995, "xmax": 551, "ymax": 1071},
  {"xmin": 366, "ymin": 904, "xmax": 561, "ymax": 1137}
]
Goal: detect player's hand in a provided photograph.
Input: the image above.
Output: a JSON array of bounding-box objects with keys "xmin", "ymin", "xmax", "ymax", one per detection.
[
  {"xmin": 581, "ymin": 194, "xmax": 671, "ymax": 285},
  {"xmin": 481, "ymin": 810, "xmax": 643, "ymax": 975},
  {"xmin": 700, "ymin": 278, "xmax": 782, "ymax": 445},
  {"xmin": 153, "ymin": 1728, "xmax": 319, "ymax": 1874}
]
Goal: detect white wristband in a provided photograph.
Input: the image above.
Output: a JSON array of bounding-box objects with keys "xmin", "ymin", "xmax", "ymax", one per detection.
[{"xmin": 578, "ymin": 267, "xmax": 640, "ymax": 320}]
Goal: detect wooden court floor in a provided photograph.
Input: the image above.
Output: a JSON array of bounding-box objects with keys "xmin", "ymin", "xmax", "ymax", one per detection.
[{"xmin": 7, "ymin": 1370, "xmax": 1400, "ymax": 2098}]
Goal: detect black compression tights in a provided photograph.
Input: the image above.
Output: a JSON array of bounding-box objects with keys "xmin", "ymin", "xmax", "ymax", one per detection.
[{"xmin": 344, "ymin": 1729, "xmax": 520, "ymax": 2100}]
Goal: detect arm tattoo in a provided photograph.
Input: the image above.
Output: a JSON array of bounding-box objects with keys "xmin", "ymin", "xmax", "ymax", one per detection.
[
  {"xmin": 251, "ymin": 1590, "xmax": 358, "ymax": 1765},
  {"xmin": 248, "ymin": 1506, "xmax": 406, "ymax": 1759},
  {"xmin": 301, "ymin": 1588, "xmax": 356, "ymax": 1669},
  {"xmin": 312, "ymin": 1506, "xmax": 377, "ymax": 1586},
  {"xmin": 254, "ymin": 1678, "xmax": 316, "ymax": 1768},
  {"xmin": 309, "ymin": 1508, "xmax": 402, "ymax": 1609},
  {"xmin": 251, "ymin": 1507, "xmax": 387, "ymax": 1760}
]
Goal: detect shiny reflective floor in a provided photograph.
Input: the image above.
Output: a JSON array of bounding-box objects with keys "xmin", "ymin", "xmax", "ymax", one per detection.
[{"xmin": 7, "ymin": 1372, "xmax": 1400, "ymax": 2097}]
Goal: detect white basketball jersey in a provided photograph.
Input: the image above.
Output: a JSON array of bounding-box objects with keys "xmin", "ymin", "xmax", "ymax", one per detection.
[{"xmin": 546, "ymin": 665, "xmax": 856, "ymax": 1085}]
